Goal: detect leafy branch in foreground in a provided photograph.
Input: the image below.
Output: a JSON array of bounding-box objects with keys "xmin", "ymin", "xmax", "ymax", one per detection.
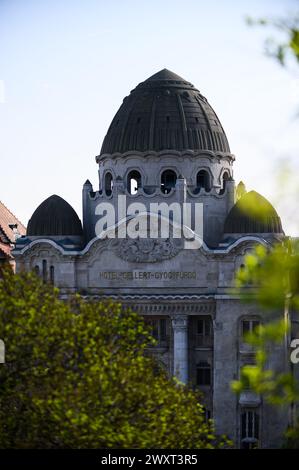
[
  {"xmin": 246, "ymin": 12, "xmax": 299, "ymax": 66},
  {"xmin": 231, "ymin": 239, "xmax": 299, "ymax": 445}
]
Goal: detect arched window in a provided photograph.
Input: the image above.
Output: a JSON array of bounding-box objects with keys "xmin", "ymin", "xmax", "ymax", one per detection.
[
  {"xmin": 196, "ymin": 170, "xmax": 211, "ymax": 192},
  {"xmin": 104, "ymin": 172, "xmax": 113, "ymax": 196},
  {"xmin": 127, "ymin": 170, "xmax": 141, "ymax": 195},
  {"xmin": 34, "ymin": 265, "xmax": 40, "ymax": 276},
  {"xmin": 50, "ymin": 265, "xmax": 55, "ymax": 285},
  {"xmin": 220, "ymin": 171, "xmax": 229, "ymax": 195},
  {"xmin": 42, "ymin": 259, "xmax": 47, "ymax": 283},
  {"xmin": 161, "ymin": 170, "xmax": 177, "ymax": 194},
  {"xmin": 196, "ymin": 361, "xmax": 211, "ymax": 386}
]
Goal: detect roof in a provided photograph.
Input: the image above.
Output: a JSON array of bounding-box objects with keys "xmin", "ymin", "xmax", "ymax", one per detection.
[
  {"xmin": 100, "ymin": 68, "xmax": 230, "ymax": 156},
  {"xmin": 0, "ymin": 200, "xmax": 26, "ymax": 244},
  {"xmin": 224, "ymin": 191, "xmax": 283, "ymax": 234},
  {"xmin": 27, "ymin": 195, "xmax": 83, "ymax": 237}
]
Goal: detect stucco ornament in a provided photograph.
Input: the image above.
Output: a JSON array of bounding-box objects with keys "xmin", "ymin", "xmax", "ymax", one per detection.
[{"xmin": 113, "ymin": 237, "xmax": 183, "ymax": 262}]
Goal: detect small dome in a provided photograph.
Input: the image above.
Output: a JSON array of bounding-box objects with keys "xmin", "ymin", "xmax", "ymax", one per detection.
[
  {"xmin": 100, "ymin": 68, "xmax": 230, "ymax": 156},
  {"xmin": 224, "ymin": 191, "xmax": 283, "ymax": 234},
  {"xmin": 27, "ymin": 195, "xmax": 83, "ymax": 236}
]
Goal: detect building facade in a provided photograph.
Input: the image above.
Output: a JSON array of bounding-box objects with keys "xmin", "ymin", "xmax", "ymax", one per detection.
[{"xmin": 14, "ymin": 69, "xmax": 288, "ymax": 448}]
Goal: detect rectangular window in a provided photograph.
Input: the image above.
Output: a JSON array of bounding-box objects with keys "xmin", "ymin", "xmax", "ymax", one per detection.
[
  {"xmin": 146, "ymin": 318, "xmax": 168, "ymax": 346},
  {"xmin": 160, "ymin": 318, "xmax": 167, "ymax": 342},
  {"xmin": 196, "ymin": 362, "xmax": 211, "ymax": 386},
  {"xmin": 241, "ymin": 410, "xmax": 260, "ymax": 441},
  {"xmin": 152, "ymin": 321, "xmax": 159, "ymax": 341},
  {"xmin": 242, "ymin": 319, "xmax": 260, "ymax": 338},
  {"xmin": 196, "ymin": 317, "xmax": 213, "ymax": 347},
  {"xmin": 197, "ymin": 318, "xmax": 212, "ymax": 336}
]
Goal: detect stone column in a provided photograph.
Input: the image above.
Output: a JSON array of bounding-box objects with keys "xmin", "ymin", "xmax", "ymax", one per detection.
[{"xmin": 171, "ymin": 314, "xmax": 188, "ymax": 384}]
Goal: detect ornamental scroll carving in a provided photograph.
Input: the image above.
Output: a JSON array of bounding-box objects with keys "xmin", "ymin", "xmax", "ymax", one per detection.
[{"xmin": 112, "ymin": 237, "xmax": 183, "ymax": 263}]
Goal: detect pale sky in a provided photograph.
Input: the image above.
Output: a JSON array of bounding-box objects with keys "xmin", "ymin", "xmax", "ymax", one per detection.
[{"xmin": 0, "ymin": 0, "xmax": 298, "ymax": 235}]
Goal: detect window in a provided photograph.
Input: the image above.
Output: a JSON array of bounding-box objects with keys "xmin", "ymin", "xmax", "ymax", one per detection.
[
  {"xmin": 196, "ymin": 317, "xmax": 213, "ymax": 347},
  {"xmin": 34, "ymin": 265, "xmax": 40, "ymax": 276},
  {"xmin": 147, "ymin": 318, "xmax": 168, "ymax": 346},
  {"xmin": 161, "ymin": 170, "xmax": 177, "ymax": 194},
  {"xmin": 242, "ymin": 319, "xmax": 260, "ymax": 339},
  {"xmin": 196, "ymin": 170, "xmax": 211, "ymax": 192},
  {"xmin": 50, "ymin": 265, "xmax": 55, "ymax": 285},
  {"xmin": 241, "ymin": 410, "xmax": 260, "ymax": 448},
  {"xmin": 219, "ymin": 171, "xmax": 229, "ymax": 195},
  {"xmin": 127, "ymin": 170, "xmax": 141, "ymax": 195},
  {"xmin": 196, "ymin": 361, "xmax": 211, "ymax": 386},
  {"xmin": 42, "ymin": 259, "xmax": 47, "ymax": 283},
  {"xmin": 104, "ymin": 172, "xmax": 113, "ymax": 196}
]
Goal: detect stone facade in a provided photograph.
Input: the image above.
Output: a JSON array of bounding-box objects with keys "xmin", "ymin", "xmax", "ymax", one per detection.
[{"xmin": 14, "ymin": 69, "xmax": 288, "ymax": 448}]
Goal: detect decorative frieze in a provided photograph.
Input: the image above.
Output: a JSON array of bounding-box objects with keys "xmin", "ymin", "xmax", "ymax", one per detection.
[
  {"xmin": 79, "ymin": 295, "xmax": 215, "ymax": 315},
  {"xmin": 130, "ymin": 302, "xmax": 215, "ymax": 315},
  {"xmin": 113, "ymin": 237, "xmax": 183, "ymax": 263}
]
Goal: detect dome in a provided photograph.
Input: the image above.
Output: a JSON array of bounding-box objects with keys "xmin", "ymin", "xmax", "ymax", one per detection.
[
  {"xmin": 224, "ymin": 191, "xmax": 283, "ymax": 234},
  {"xmin": 99, "ymin": 68, "xmax": 230, "ymax": 156},
  {"xmin": 27, "ymin": 195, "xmax": 83, "ymax": 236}
]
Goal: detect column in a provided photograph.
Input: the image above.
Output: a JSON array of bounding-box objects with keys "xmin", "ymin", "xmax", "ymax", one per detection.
[{"xmin": 171, "ymin": 314, "xmax": 188, "ymax": 384}]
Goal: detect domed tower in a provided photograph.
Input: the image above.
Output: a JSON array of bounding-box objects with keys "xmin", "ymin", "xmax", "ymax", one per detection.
[
  {"xmin": 83, "ymin": 69, "xmax": 235, "ymax": 246},
  {"xmin": 223, "ymin": 191, "xmax": 283, "ymax": 240},
  {"xmin": 27, "ymin": 195, "xmax": 83, "ymax": 239}
]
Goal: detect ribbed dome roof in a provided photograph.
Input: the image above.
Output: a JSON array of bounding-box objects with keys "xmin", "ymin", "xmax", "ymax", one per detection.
[
  {"xmin": 27, "ymin": 195, "xmax": 83, "ymax": 236},
  {"xmin": 224, "ymin": 191, "xmax": 283, "ymax": 234},
  {"xmin": 100, "ymin": 69, "xmax": 230, "ymax": 156}
]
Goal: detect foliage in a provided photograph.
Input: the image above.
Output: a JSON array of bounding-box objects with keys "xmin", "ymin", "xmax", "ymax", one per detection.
[
  {"xmin": 246, "ymin": 12, "xmax": 299, "ymax": 66},
  {"xmin": 284, "ymin": 424, "xmax": 299, "ymax": 448},
  {"xmin": 235, "ymin": 181, "xmax": 247, "ymax": 201},
  {"xmin": 231, "ymin": 239, "xmax": 299, "ymax": 438},
  {"xmin": 235, "ymin": 240, "xmax": 299, "ymax": 311},
  {"xmin": 231, "ymin": 318, "xmax": 299, "ymax": 405},
  {"xmin": 0, "ymin": 268, "xmax": 229, "ymax": 449},
  {"xmin": 235, "ymin": 5, "xmax": 299, "ymax": 446}
]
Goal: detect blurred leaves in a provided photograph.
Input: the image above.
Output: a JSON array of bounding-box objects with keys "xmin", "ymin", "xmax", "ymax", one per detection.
[
  {"xmin": 236, "ymin": 181, "xmax": 247, "ymax": 201},
  {"xmin": 232, "ymin": 238, "xmax": 299, "ymax": 427},
  {"xmin": 231, "ymin": 318, "xmax": 299, "ymax": 405},
  {"xmin": 246, "ymin": 13, "xmax": 299, "ymax": 66},
  {"xmin": 236, "ymin": 239, "xmax": 299, "ymax": 312}
]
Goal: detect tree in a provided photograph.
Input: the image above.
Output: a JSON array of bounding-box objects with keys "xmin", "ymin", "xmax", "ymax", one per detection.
[
  {"xmin": 0, "ymin": 268, "xmax": 229, "ymax": 449},
  {"xmin": 231, "ymin": 239, "xmax": 299, "ymax": 446}
]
